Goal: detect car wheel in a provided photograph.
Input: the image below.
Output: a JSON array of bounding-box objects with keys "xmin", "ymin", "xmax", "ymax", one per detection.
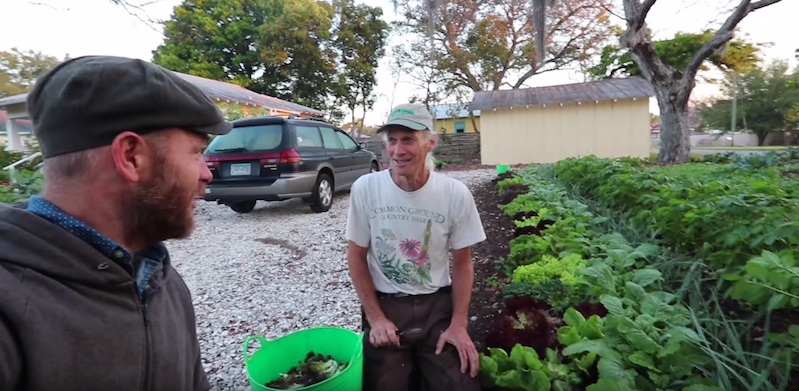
[
  {"xmin": 229, "ymin": 200, "xmax": 256, "ymax": 214},
  {"xmin": 370, "ymin": 162, "xmax": 379, "ymax": 173},
  {"xmin": 310, "ymin": 173, "xmax": 333, "ymax": 213}
]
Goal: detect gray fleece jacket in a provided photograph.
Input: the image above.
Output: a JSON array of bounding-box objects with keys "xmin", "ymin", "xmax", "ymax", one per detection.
[{"xmin": 0, "ymin": 202, "xmax": 210, "ymax": 391}]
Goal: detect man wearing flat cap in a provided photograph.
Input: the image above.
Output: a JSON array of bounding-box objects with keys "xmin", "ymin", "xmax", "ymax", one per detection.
[{"xmin": 0, "ymin": 55, "xmax": 231, "ymax": 391}]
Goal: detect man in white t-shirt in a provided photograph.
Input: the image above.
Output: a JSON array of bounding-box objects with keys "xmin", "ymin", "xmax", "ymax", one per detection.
[{"xmin": 345, "ymin": 103, "xmax": 487, "ymax": 391}]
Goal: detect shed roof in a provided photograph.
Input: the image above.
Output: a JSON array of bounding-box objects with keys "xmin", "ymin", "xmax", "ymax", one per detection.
[{"xmin": 469, "ymin": 76, "xmax": 654, "ymax": 111}]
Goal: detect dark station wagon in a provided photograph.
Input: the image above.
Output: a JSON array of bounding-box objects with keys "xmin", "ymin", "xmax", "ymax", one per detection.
[{"xmin": 203, "ymin": 115, "xmax": 380, "ymax": 214}]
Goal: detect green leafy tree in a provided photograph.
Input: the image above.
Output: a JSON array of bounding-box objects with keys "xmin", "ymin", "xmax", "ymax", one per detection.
[
  {"xmin": 698, "ymin": 59, "xmax": 799, "ymax": 145},
  {"xmin": 0, "ymin": 48, "xmax": 67, "ymax": 98},
  {"xmin": 152, "ymin": 0, "xmax": 390, "ymax": 119},
  {"xmin": 259, "ymin": 0, "xmax": 338, "ymax": 112},
  {"xmin": 588, "ymin": 29, "xmax": 763, "ymax": 81},
  {"xmin": 151, "ymin": 0, "xmax": 278, "ymax": 94},
  {"xmin": 619, "ymin": 0, "xmax": 785, "ymax": 164},
  {"xmin": 332, "ymin": 0, "xmax": 390, "ymax": 131}
]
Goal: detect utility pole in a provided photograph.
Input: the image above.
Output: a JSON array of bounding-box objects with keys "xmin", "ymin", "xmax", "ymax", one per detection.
[{"xmin": 730, "ymin": 71, "xmax": 738, "ymax": 147}]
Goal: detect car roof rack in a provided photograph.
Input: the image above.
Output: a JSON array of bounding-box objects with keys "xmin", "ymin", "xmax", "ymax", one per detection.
[{"xmin": 287, "ymin": 114, "xmax": 326, "ymax": 122}]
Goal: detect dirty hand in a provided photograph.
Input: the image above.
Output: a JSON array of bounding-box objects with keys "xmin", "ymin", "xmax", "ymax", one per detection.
[
  {"xmin": 368, "ymin": 318, "xmax": 400, "ymax": 347},
  {"xmin": 435, "ymin": 324, "xmax": 479, "ymax": 378}
]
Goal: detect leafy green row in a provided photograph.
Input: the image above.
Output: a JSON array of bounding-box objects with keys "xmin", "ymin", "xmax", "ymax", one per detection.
[
  {"xmin": 552, "ymin": 156, "xmax": 799, "ymax": 273},
  {"xmin": 482, "ymin": 166, "xmax": 723, "ymax": 391},
  {"xmin": 548, "ymin": 156, "xmax": 799, "ymax": 388}
]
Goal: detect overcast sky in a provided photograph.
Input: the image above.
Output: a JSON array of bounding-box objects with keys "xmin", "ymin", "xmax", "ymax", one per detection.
[{"xmin": 1, "ymin": 0, "xmax": 796, "ymax": 124}]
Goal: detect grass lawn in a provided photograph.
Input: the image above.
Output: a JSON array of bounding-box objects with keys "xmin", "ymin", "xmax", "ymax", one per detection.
[
  {"xmin": 649, "ymin": 152, "xmax": 707, "ymax": 160},
  {"xmin": 695, "ymin": 145, "xmax": 789, "ymax": 150}
]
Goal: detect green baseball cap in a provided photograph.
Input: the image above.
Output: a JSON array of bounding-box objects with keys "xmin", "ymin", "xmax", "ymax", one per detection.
[
  {"xmin": 27, "ymin": 55, "xmax": 233, "ymax": 158},
  {"xmin": 377, "ymin": 103, "xmax": 435, "ymax": 133}
]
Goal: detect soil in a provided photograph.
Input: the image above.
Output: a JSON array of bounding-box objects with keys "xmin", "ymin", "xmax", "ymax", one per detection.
[
  {"xmin": 466, "ymin": 174, "xmax": 516, "ymax": 353},
  {"xmin": 781, "ymin": 170, "xmax": 799, "ymax": 178}
]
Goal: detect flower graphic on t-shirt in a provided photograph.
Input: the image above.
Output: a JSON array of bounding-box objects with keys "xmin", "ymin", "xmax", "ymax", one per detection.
[
  {"xmin": 416, "ymin": 250, "xmax": 429, "ymax": 266},
  {"xmin": 381, "ymin": 229, "xmax": 397, "ymax": 241},
  {"xmin": 374, "ymin": 219, "xmax": 435, "ymax": 287},
  {"xmin": 399, "ymin": 238, "xmax": 421, "ymax": 258}
]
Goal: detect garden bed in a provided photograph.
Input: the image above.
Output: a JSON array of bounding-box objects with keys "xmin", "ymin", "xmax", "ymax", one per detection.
[
  {"xmin": 467, "ymin": 176, "xmax": 515, "ymax": 352},
  {"xmin": 465, "ymin": 154, "xmax": 799, "ymax": 391}
]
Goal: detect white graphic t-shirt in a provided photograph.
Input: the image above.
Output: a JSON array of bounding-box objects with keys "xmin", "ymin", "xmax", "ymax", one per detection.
[{"xmin": 345, "ymin": 170, "xmax": 487, "ymax": 294}]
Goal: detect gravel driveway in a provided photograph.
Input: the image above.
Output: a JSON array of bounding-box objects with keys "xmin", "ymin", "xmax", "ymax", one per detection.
[{"xmin": 165, "ymin": 168, "xmax": 498, "ymax": 391}]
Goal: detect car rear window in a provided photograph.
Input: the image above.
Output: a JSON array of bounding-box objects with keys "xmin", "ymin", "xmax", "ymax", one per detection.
[{"xmin": 206, "ymin": 124, "xmax": 283, "ymax": 153}]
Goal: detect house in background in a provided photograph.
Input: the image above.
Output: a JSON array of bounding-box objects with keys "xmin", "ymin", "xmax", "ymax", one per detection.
[
  {"xmin": 431, "ymin": 104, "xmax": 480, "ymax": 134},
  {"xmin": 174, "ymin": 73, "xmax": 325, "ymax": 120},
  {"xmin": 0, "ymin": 70, "xmax": 326, "ymax": 153},
  {"xmin": 0, "ymin": 94, "xmax": 35, "ymax": 152},
  {"xmin": 470, "ymin": 76, "xmax": 655, "ymax": 165},
  {"xmin": 0, "ymin": 110, "xmax": 35, "ymax": 150}
]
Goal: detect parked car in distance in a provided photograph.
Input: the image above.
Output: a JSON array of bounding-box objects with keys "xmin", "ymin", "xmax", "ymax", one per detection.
[{"xmin": 203, "ymin": 115, "xmax": 380, "ymax": 214}]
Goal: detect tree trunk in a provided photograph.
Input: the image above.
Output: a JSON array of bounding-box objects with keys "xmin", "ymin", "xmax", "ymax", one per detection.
[
  {"xmin": 359, "ymin": 110, "xmax": 367, "ymax": 134},
  {"xmin": 619, "ymin": 0, "xmax": 786, "ymax": 164},
  {"xmin": 757, "ymin": 131, "xmax": 767, "ymax": 146},
  {"xmin": 656, "ymin": 85, "xmax": 691, "ymax": 165},
  {"xmin": 469, "ymin": 113, "xmax": 479, "ymax": 133}
]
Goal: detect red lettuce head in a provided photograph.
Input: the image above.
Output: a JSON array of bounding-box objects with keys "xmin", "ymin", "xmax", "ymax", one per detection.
[{"xmin": 485, "ymin": 300, "xmax": 555, "ymax": 357}]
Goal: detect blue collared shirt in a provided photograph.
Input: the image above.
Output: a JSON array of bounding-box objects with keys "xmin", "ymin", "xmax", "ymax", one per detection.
[{"xmin": 26, "ymin": 196, "xmax": 166, "ymax": 300}]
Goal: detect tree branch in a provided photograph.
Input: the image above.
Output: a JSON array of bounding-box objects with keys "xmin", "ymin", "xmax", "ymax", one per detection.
[
  {"xmin": 597, "ymin": 1, "xmax": 625, "ymax": 21},
  {"xmin": 632, "ymin": 0, "xmax": 657, "ymax": 31},
  {"xmin": 620, "ymin": 0, "xmax": 678, "ymax": 85},
  {"xmin": 27, "ymin": 1, "xmax": 70, "ymax": 11},
  {"xmin": 751, "ymin": 0, "xmax": 783, "ymax": 10},
  {"xmin": 110, "ymin": 0, "xmax": 163, "ymax": 32},
  {"xmin": 681, "ymin": 0, "xmax": 783, "ymax": 98},
  {"xmin": 510, "ymin": 67, "xmax": 561, "ymax": 90}
]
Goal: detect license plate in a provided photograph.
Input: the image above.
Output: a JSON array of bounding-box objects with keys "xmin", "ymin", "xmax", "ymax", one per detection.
[{"xmin": 230, "ymin": 163, "xmax": 251, "ymax": 176}]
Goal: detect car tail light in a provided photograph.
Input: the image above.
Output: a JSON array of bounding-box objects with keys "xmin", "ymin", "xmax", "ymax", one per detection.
[
  {"xmin": 206, "ymin": 160, "xmax": 220, "ymax": 168},
  {"xmin": 279, "ymin": 149, "xmax": 301, "ymax": 164}
]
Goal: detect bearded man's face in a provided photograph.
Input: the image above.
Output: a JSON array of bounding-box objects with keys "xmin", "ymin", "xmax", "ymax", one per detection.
[{"xmin": 123, "ymin": 129, "xmax": 211, "ymax": 246}]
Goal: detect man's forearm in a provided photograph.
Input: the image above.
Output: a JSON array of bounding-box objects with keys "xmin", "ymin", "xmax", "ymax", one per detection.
[
  {"xmin": 347, "ymin": 242, "xmax": 386, "ymax": 324},
  {"xmin": 450, "ymin": 249, "xmax": 474, "ymax": 328}
]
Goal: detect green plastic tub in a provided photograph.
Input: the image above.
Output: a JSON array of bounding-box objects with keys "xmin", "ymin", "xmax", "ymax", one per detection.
[
  {"xmin": 496, "ymin": 164, "xmax": 510, "ymax": 174},
  {"xmin": 242, "ymin": 327, "xmax": 363, "ymax": 391}
]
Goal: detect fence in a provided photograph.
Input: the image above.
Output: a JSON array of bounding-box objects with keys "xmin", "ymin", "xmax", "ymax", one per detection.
[{"xmin": 361, "ymin": 133, "xmax": 481, "ymax": 165}]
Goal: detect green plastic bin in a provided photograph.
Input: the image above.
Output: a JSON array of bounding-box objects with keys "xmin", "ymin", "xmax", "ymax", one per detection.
[
  {"xmin": 242, "ymin": 327, "xmax": 363, "ymax": 391},
  {"xmin": 496, "ymin": 165, "xmax": 510, "ymax": 174}
]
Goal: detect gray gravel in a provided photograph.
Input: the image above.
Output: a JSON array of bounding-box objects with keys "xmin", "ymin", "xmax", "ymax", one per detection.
[{"xmin": 165, "ymin": 168, "xmax": 498, "ymax": 391}]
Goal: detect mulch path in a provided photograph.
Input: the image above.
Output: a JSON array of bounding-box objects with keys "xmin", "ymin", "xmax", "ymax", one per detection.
[{"xmin": 464, "ymin": 174, "xmax": 515, "ymax": 353}]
